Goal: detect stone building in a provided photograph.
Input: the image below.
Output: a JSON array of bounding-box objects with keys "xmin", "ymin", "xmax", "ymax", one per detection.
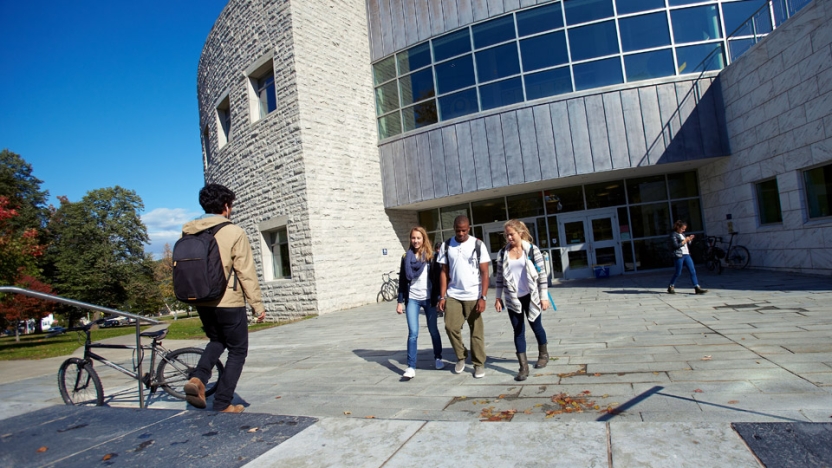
[{"xmin": 197, "ymin": 0, "xmax": 831, "ymax": 318}]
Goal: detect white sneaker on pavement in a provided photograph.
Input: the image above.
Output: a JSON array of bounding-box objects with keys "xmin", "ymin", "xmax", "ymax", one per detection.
[
  {"xmin": 403, "ymin": 367, "xmax": 416, "ymax": 379},
  {"xmin": 474, "ymin": 366, "xmax": 485, "ymax": 378},
  {"xmin": 435, "ymin": 359, "xmax": 445, "ymax": 370},
  {"xmin": 454, "ymin": 360, "xmax": 466, "ymax": 374}
]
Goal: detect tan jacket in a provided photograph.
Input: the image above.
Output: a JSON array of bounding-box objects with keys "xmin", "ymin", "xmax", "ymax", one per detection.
[{"xmin": 181, "ymin": 215, "xmax": 265, "ymax": 314}]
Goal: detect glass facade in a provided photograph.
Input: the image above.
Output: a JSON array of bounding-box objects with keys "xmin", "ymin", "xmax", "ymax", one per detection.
[
  {"xmin": 373, "ymin": 0, "xmax": 793, "ymax": 140},
  {"xmin": 419, "ymin": 171, "xmax": 704, "ymax": 276}
]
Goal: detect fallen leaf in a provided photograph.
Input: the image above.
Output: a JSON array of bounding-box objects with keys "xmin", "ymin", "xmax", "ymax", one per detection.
[
  {"xmin": 459, "ymin": 396, "xmax": 467, "ymax": 400},
  {"xmin": 102, "ymin": 454, "xmax": 113, "ymax": 461},
  {"xmin": 653, "ymin": 372, "xmax": 659, "ymax": 375},
  {"xmin": 275, "ymin": 396, "xmax": 282, "ymax": 399},
  {"xmin": 343, "ymin": 411, "xmax": 351, "ymax": 415},
  {"xmin": 581, "ymin": 390, "xmax": 591, "ymax": 394},
  {"xmin": 702, "ymin": 355, "xmax": 712, "ymax": 361},
  {"xmin": 694, "ymin": 389, "xmax": 704, "ymax": 393},
  {"xmin": 524, "ymin": 408, "xmax": 533, "ymax": 414},
  {"xmin": 602, "ymin": 394, "xmax": 609, "ymax": 398},
  {"xmin": 727, "ymin": 400, "xmax": 739, "ymax": 404},
  {"xmin": 247, "ymin": 427, "xmax": 259, "ymax": 433},
  {"xmin": 498, "ymin": 394, "xmax": 506, "ymax": 399},
  {"xmin": 593, "ymin": 373, "xmax": 601, "ymax": 377},
  {"xmin": 365, "ymin": 416, "xmax": 376, "ymax": 419},
  {"xmin": 37, "ymin": 447, "xmax": 47, "ymax": 453}
]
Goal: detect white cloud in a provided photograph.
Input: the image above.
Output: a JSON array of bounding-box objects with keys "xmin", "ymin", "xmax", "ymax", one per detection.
[{"xmin": 142, "ymin": 207, "xmax": 201, "ymax": 258}]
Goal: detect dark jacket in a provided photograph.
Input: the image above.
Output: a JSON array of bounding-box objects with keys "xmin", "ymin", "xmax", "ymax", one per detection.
[
  {"xmin": 396, "ymin": 253, "xmax": 438, "ymax": 306},
  {"xmin": 669, "ymin": 231, "xmax": 686, "ymax": 258}
]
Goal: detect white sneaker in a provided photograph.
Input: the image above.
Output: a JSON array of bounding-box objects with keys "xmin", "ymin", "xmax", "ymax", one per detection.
[
  {"xmin": 403, "ymin": 367, "xmax": 416, "ymax": 379},
  {"xmin": 435, "ymin": 359, "xmax": 445, "ymax": 370},
  {"xmin": 454, "ymin": 360, "xmax": 466, "ymax": 374},
  {"xmin": 474, "ymin": 366, "xmax": 485, "ymax": 379}
]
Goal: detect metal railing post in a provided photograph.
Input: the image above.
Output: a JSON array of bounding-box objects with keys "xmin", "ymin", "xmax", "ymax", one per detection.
[{"xmin": 136, "ymin": 320, "xmax": 145, "ymax": 408}]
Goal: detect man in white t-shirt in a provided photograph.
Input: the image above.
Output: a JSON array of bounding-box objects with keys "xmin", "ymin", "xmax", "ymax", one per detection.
[{"xmin": 437, "ymin": 215, "xmax": 491, "ymax": 378}]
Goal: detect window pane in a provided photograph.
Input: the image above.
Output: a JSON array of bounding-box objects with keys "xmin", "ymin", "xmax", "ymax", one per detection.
[
  {"xmin": 804, "ymin": 164, "xmax": 832, "ymax": 219},
  {"xmin": 755, "ymin": 179, "xmax": 783, "ymax": 224},
  {"xmin": 625, "ymin": 49, "xmax": 675, "ymax": 82},
  {"xmin": 438, "ymin": 88, "xmax": 479, "ymax": 120},
  {"xmin": 400, "ymin": 68, "xmax": 435, "ymax": 106},
  {"xmin": 544, "ymin": 186, "xmax": 585, "ymax": 213},
  {"xmin": 564, "ymin": 221, "xmax": 586, "ymax": 244},
  {"xmin": 397, "ymin": 42, "xmax": 431, "ymax": 74},
  {"xmin": 419, "ymin": 209, "xmax": 440, "ymax": 231},
  {"xmin": 573, "ymin": 58, "xmax": 623, "ymax": 91},
  {"xmin": 475, "ymin": 43, "xmax": 520, "ymax": 82},
  {"xmin": 525, "ymin": 67, "xmax": 573, "ymax": 100},
  {"xmin": 592, "ymin": 218, "xmax": 614, "ymax": 242},
  {"xmin": 629, "ymin": 202, "xmax": 670, "ymax": 238},
  {"xmin": 669, "ymin": 0, "xmax": 715, "ymax": 5},
  {"xmin": 507, "ymin": 192, "xmax": 544, "ymax": 218},
  {"xmin": 585, "ymin": 180, "xmax": 625, "ymax": 209},
  {"xmin": 537, "ymin": 217, "xmax": 549, "ymax": 248},
  {"xmin": 729, "ymin": 39, "xmax": 756, "ymax": 61},
  {"xmin": 520, "ymin": 31, "xmax": 568, "ymax": 71},
  {"xmin": 440, "ymin": 203, "xmax": 471, "ymax": 230},
  {"xmin": 479, "ymin": 77, "xmax": 523, "ymax": 111},
  {"xmin": 564, "ymin": 0, "xmax": 614, "ymax": 25},
  {"xmin": 676, "ymin": 42, "xmax": 725, "ymax": 74},
  {"xmin": 471, "ymin": 198, "xmax": 507, "ymax": 224},
  {"xmin": 279, "ymin": 243, "xmax": 291, "ymax": 278},
  {"xmin": 569, "ymin": 21, "xmax": 619, "ymax": 61},
  {"xmin": 627, "ymin": 175, "xmax": 667, "ymax": 203},
  {"xmin": 615, "ymin": 0, "xmax": 664, "ymax": 15},
  {"xmin": 723, "ymin": 0, "xmax": 772, "ymax": 36},
  {"xmin": 623, "ymin": 240, "xmax": 635, "ymax": 271},
  {"xmin": 632, "ymin": 238, "xmax": 674, "ymax": 270},
  {"xmin": 277, "ymin": 228, "xmax": 288, "ymax": 243},
  {"xmin": 433, "ymin": 29, "xmax": 471, "ymax": 62},
  {"xmin": 517, "ymin": 2, "xmax": 564, "ymax": 37},
  {"xmin": 435, "ymin": 55, "xmax": 475, "ymax": 94},
  {"xmin": 373, "ymin": 56, "xmax": 396, "ymax": 85},
  {"xmin": 377, "ymin": 113, "xmax": 402, "ymax": 139},
  {"xmin": 402, "ymin": 100, "xmax": 438, "ymax": 131},
  {"xmin": 667, "ymin": 171, "xmax": 699, "ymax": 198},
  {"xmin": 671, "ymin": 6, "xmax": 721, "ymax": 44},
  {"xmin": 671, "ymin": 199, "xmax": 704, "ymax": 231},
  {"xmin": 375, "ymin": 81, "xmax": 399, "ymax": 115},
  {"xmin": 619, "ymin": 12, "xmax": 670, "ymax": 52},
  {"xmin": 472, "ymin": 15, "xmax": 516, "ymax": 49}
]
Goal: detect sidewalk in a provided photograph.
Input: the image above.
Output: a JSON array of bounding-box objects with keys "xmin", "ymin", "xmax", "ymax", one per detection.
[{"xmin": 1, "ymin": 269, "xmax": 831, "ymax": 467}]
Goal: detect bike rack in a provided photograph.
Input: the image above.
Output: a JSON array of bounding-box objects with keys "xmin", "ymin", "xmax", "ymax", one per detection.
[{"xmin": 0, "ymin": 286, "xmax": 162, "ymax": 408}]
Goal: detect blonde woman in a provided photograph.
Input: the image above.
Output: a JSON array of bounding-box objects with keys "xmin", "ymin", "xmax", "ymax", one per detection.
[
  {"xmin": 494, "ymin": 220, "xmax": 550, "ymax": 381},
  {"xmin": 396, "ymin": 226, "xmax": 444, "ymax": 379}
]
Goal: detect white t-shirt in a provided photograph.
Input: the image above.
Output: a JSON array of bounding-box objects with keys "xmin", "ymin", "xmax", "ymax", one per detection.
[
  {"xmin": 438, "ymin": 236, "xmax": 491, "ymax": 301},
  {"xmin": 408, "ymin": 266, "xmax": 429, "ymax": 301},
  {"xmin": 676, "ymin": 233, "xmax": 689, "ymax": 255},
  {"xmin": 507, "ymin": 255, "xmax": 530, "ymax": 297}
]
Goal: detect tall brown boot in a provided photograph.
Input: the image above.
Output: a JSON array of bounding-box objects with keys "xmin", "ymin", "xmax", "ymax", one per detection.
[
  {"xmin": 535, "ymin": 344, "xmax": 549, "ymax": 369},
  {"xmin": 515, "ymin": 353, "xmax": 529, "ymax": 381}
]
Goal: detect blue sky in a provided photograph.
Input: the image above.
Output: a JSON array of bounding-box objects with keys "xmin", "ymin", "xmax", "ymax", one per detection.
[{"xmin": 0, "ymin": 0, "xmax": 229, "ymax": 256}]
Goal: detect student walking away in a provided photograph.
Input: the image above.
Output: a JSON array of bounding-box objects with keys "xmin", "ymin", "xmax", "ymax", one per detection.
[
  {"xmin": 494, "ymin": 220, "xmax": 551, "ymax": 381},
  {"xmin": 396, "ymin": 227, "xmax": 444, "ymax": 379},
  {"xmin": 668, "ymin": 220, "xmax": 708, "ymax": 295},
  {"xmin": 179, "ymin": 184, "xmax": 266, "ymax": 413},
  {"xmin": 437, "ymin": 215, "xmax": 491, "ymax": 379}
]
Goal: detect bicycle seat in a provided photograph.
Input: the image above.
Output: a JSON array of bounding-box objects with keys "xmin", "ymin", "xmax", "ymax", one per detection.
[{"xmin": 140, "ymin": 329, "xmax": 168, "ymax": 340}]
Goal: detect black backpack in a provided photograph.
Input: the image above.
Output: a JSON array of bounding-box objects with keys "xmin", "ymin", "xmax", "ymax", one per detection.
[{"xmin": 172, "ymin": 222, "xmax": 232, "ymax": 303}]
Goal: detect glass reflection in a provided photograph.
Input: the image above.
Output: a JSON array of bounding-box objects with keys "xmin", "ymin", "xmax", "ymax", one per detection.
[
  {"xmin": 520, "ymin": 31, "xmax": 568, "ymax": 71},
  {"xmin": 480, "ymin": 77, "xmax": 524, "ymax": 111},
  {"xmin": 585, "ymin": 180, "xmax": 626, "ymax": 209},
  {"xmin": 618, "ymin": 12, "xmax": 670, "ymax": 52},
  {"xmin": 419, "ymin": 209, "xmax": 440, "ymax": 232},
  {"xmin": 595, "ymin": 246, "xmax": 617, "ymax": 266},
  {"xmin": 615, "ymin": 0, "xmax": 664, "ymax": 15},
  {"xmin": 676, "ymin": 43, "xmax": 725, "ymax": 74},
  {"xmin": 628, "ymin": 202, "xmax": 670, "ymax": 238},
  {"xmin": 375, "ymin": 81, "xmax": 399, "ymax": 115},
  {"xmin": 568, "ymin": 250, "xmax": 589, "ymax": 268},
  {"xmin": 564, "ymin": 0, "xmax": 614, "ymax": 25},
  {"xmin": 397, "ymin": 42, "xmax": 431, "ymax": 74},
  {"xmin": 507, "ymin": 192, "xmax": 544, "ymax": 218},
  {"xmin": 472, "ymin": 197, "xmax": 507, "ymax": 224},
  {"xmin": 435, "ymin": 55, "xmax": 475, "ymax": 94},
  {"xmin": 476, "ymin": 43, "xmax": 521, "ymax": 82},
  {"xmin": 667, "ymin": 171, "xmax": 699, "ymax": 198},
  {"xmin": 378, "ymin": 113, "xmax": 402, "ymax": 139},
  {"xmin": 525, "ymin": 68, "xmax": 573, "ymax": 100},
  {"xmin": 625, "ymin": 49, "xmax": 675, "ymax": 82},
  {"xmin": 723, "ymin": 0, "xmax": 771, "ymax": 36},
  {"xmin": 545, "ymin": 186, "xmax": 585, "ymax": 213},
  {"xmin": 569, "ymin": 21, "xmax": 619, "ymax": 61},
  {"xmin": 517, "ymin": 2, "xmax": 564, "ymax": 36},
  {"xmin": 592, "ymin": 218, "xmax": 614, "ymax": 242},
  {"xmin": 627, "ymin": 175, "xmax": 667, "ymax": 203},
  {"xmin": 402, "ymin": 100, "xmax": 438, "ymax": 131},
  {"xmin": 564, "ymin": 221, "xmax": 586, "ymax": 244},
  {"xmin": 671, "ymin": 6, "xmax": 722, "ymax": 44},
  {"xmin": 472, "ymin": 15, "xmax": 516, "ymax": 49},
  {"xmin": 438, "ymin": 88, "xmax": 479, "ymax": 121},
  {"xmin": 373, "ymin": 56, "xmax": 396, "ymax": 85},
  {"xmin": 399, "ymin": 68, "xmax": 435, "ymax": 106},
  {"xmin": 573, "ymin": 58, "xmax": 623, "ymax": 91},
  {"xmin": 433, "ymin": 29, "xmax": 472, "ymax": 62}
]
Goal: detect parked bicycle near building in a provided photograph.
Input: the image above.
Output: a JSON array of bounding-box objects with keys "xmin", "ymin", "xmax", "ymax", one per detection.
[
  {"xmin": 704, "ymin": 232, "xmax": 750, "ymax": 274},
  {"xmin": 377, "ymin": 270, "xmax": 398, "ymax": 302}
]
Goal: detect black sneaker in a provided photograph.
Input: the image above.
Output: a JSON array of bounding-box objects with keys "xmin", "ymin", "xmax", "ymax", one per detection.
[
  {"xmin": 695, "ymin": 287, "xmax": 709, "ymax": 294},
  {"xmin": 667, "ymin": 286, "xmax": 675, "ymax": 294}
]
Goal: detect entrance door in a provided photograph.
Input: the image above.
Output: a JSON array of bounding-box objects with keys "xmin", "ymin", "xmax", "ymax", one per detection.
[{"xmin": 558, "ymin": 209, "xmax": 623, "ymax": 280}]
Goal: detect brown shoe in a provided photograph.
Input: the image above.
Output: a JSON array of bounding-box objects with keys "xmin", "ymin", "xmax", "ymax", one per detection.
[
  {"xmin": 184, "ymin": 377, "xmax": 206, "ymax": 409},
  {"xmin": 219, "ymin": 404, "xmax": 245, "ymax": 413}
]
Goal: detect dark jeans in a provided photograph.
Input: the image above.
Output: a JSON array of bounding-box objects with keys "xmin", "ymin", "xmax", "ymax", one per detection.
[
  {"xmin": 191, "ymin": 306, "xmax": 248, "ymax": 411},
  {"xmin": 669, "ymin": 254, "xmax": 700, "ymax": 287},
  {"xmin": 509, "ymin": 294, "xmax": 548, "ymax": 354}
]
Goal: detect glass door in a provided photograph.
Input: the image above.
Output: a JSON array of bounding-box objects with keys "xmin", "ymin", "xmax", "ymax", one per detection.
[
  {"xmin": 558, "ymin": 215, "xmax": 593, "ymax": 279},
  {"xmin": 558, "ymin": 209, "xmax": 622, "ymax": 279}
]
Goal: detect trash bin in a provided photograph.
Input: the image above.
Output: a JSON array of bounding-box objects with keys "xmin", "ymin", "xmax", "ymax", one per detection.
[{"xmin": 593, "ymin": 266, "xmax": 610, "ymax": 278}]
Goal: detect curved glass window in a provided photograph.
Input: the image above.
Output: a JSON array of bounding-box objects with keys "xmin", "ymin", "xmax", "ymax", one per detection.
[
  {"xmin": 473, "ymin": 15, "xmax": 516, "ymax": 49},
  {"xmin": 438, "ymin": 88, "xmax": 479, "ymax": 120},
  {"xmin": 378, "ymin": 113, "xmax": 402, "ymax": 139},
  {"xmin": 480, "ymin": 77, "xmax": 524, "ymax": 111},
  {"xmin": 619, "ymin": 12, "xmax": 671, "ymax": 52},
  {"xmin": 615, "ymin": 0, "xmax": 664, "ymax": 15},
  {"xmin": 433, "ymin": 29, "xmax": 471, "ymax": 61},
  {"xmin": 668, "ymin": 0, "xmax": 713, "ymax": 5},
  {"xmin": 373, "ymin": 56, "xmax": 396, "ymax": 85},
  {"xmin": 625, "ymin": 49, "xmax": 675, "ymax": 82},
  {"xmin": 569, "ymin": 21, "xmax": 619, "ymax": 61},
  {"xmin": 574, "ymin": 58, "xmax": 623, "ymax": 91},
  {"xmin": 520, "ymin": 31, "xmax": 568, "ymax": 71},
  {"xmin": 676, "ymin": 43, "xmax": 725, "ymax": 74},
  {"xmin": 671, "ymin": 6, "xmax": 722, "ymax": 44},
  {"xmin": 476, "ymin": 43, "xmax": 520, "ymax": 82},
  {"xmin": 525, "ymin": 67, "xmax": 573, "ymax": 100},
  {"xmin": 399, "ymin": 68, "xmax": 435, "ymax": 106},
  {"xmin": 397, "ymin": 42, "xmax": 431, "ymax": 74},
  {"xmin": 435, "ymin": 55, "xmax": 475, "ymax": 94},
  {"xmin": 723, "ymin": 0, "xmax": 771, "ymax": 36},
  {"xmin": 402, "ymin": 100, "xmax": 438, "ymax": 131},
  {"xmin": 375, "ymin": 81, "xmax": 399, "ymax": 115},
  {"xmin": 564, "ymin": 0, "xmax": 614, "ymax": 25},
  {"xmin": 517, "ymin": 2, "xmax": 563, "ymax": 37}
]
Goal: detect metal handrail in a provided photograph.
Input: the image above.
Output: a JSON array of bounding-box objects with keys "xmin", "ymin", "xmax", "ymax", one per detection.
[{"xmin": 0, "ymin": 286, "xmax": 162, "ymax": 408}]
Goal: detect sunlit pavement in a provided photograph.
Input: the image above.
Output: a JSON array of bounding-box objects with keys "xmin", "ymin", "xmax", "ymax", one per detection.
[{"xmin": 2, "ymin": 269, "xmax": 831, "ymax": 466}]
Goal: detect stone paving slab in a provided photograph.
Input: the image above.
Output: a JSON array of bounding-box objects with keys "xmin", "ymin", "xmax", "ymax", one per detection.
[{"xmin": 732, "ymin": 422, "xmax": 832, "ymax": 468}]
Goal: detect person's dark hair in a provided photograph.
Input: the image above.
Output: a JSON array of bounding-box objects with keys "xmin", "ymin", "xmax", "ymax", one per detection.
[
  {"xmin": 453, "ymin": 215, "xmax": 470, "ymax": 227},
  {"xmin": 673, "ymin": 220, "xmax": 687, "ymax": 231},
  {"xmin": 199, "ymin": 184, "xmax": 236, "ymax": 214}
]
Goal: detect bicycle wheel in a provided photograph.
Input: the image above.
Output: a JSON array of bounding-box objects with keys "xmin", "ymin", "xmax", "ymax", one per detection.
[
  {"xmin": 382, "ymin": 281, "xmax": 397, "ymax": 302},
  {"xmin": 726, "ymin": 245, "xmax": 750, "ymax": 269},
  {"xmin": 58, "ymin": 358, "xmax": 104, "ymax": 406},
  {"xmin": 156, "ymin": 348, "xmax": 223, "ymax": 400},
  {"xmin": 705, "ymin": 258, "xmax": 716, "ymax": 271}
]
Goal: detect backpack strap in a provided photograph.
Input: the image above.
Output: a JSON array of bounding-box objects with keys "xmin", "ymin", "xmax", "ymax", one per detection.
[{"xmin": 205, "ymin": 221, "xmax": 236, "ymax": 290}]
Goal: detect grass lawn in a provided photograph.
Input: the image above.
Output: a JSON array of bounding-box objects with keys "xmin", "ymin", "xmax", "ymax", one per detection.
[{"xmin": 0, "ymin": 316, "xmax": 308, "ymax": 361}]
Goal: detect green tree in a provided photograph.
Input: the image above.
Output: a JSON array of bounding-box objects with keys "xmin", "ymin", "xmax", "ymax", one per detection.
[
  {"xmin": 0, "ymin": 149, "xmax": 49, "ymax": 232},
  {"xmin": 45, "ymin": 186, "xmax": 160, "ymax": 321}
]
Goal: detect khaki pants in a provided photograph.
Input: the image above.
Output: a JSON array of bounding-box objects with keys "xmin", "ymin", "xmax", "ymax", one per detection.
[{"xmin": 444, "ymin": 297, "xmax": 486, "ymax": 367}]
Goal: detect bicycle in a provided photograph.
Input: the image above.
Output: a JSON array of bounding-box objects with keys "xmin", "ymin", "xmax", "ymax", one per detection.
[
  {"xmin": 58, "ymin": 323, "xmax": 223, "ymax": 406},
  {"xmin": 704, "ymin": 232, "xmax": 750, "ymax": 274},
  {"xmin": 377, "ymin": 270, "xmax": 398, "ymax": 302}
]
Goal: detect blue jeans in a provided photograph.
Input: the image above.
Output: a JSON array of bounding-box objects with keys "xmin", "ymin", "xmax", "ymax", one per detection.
[
  {"xmin": 406, "ymin": 298, "xmax": 442, "ymax": 368},
  {"xmin": 508, "ymin": 294, "xmax": 548, "ymax": 354},
  {"xmin": 669, "ymin": 255, "xmax": 700, "ymax": 287}
]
